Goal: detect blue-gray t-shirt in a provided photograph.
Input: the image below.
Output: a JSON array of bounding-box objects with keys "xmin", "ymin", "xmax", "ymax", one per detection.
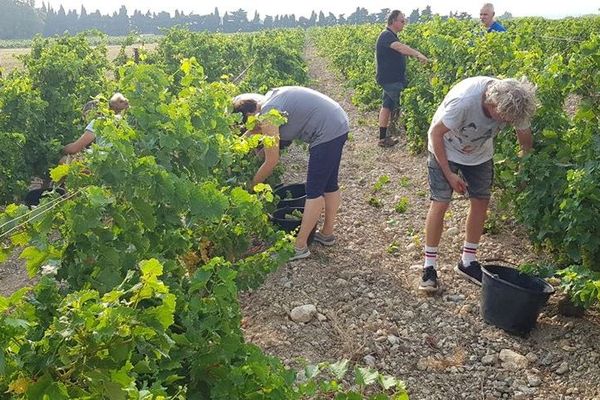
[
  {"xmin": 487, "ymin": 21, "xmax": 506, "ymax": 32},
  {"xmin": 260, "ymin": 86, "xmax": 349, "ymax": 148}
]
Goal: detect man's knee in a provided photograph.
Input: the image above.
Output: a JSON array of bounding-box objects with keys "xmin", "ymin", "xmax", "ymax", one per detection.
[
  {"xmin": 429, "ymin": 200, "xmax": 450, "ymax": 215},
  {"xmin": 469, "ymin": 197, "xmax": 490, "ymax": 211}
]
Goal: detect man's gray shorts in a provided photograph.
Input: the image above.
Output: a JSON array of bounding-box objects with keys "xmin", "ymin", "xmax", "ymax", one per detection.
[
  {"xmin": 381, "ymin": 81, "xmax": 405, "ymax": 110},
  {"xmin": 427, "ymin": 152, "xmax": 494, "ymax": 202}
]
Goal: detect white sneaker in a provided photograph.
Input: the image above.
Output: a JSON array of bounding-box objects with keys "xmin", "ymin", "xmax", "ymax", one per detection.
[{"xmin": 289, "ymin": 247, "xmax": 310, "ymax": 261}]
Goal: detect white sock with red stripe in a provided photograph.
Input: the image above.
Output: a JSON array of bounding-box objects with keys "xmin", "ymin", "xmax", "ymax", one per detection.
[
  {"xmin": 462, "ymin": 242, "xmax": 479, "ymax": 266},
  {"xmin": 423, "ymin": 246, "xmax": 438, "ymax": 269}
]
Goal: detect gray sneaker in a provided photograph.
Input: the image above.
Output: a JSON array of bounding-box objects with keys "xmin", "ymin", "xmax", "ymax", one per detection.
[
  {"xmin": 418, "ymin": 266, "xmax": 439, "ymax": 293},
  {"xmin": 289, "ymin": 247, "xmax": 311, "ymax": 261},
  {"xmin": 313, "ymin": 231, "xmax": 336, "ymax": 246}
]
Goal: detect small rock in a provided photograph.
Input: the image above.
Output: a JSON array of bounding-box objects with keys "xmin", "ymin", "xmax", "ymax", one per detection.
[
  {"xmin": 289, "ymin": 304, "xmax": 317, "ymax": 323},
  {"xmin": 446, "ymin": 227, "xmax": 460, "ymax": 236},
  {"xmin": 317, "ymin": 313, "xmax": 327, "ymax": 322},
  {"xmin": 459, "ymin": 304, "xmax": 473, "ymax": 316},
  {"xmin": 525, "ymin": 352, "xmax": 538, "ymax": 364},
  {"xmin": 527, "ymin": 373, "xmax": 541, "ymax": 387},
  {"xmin": 499, "ymin": 349, "xmax": 528, "ymax": 370},
  {"xmin": 406, "ymin": 243, "xmax": 417, "ymax": 251},
  {"xmin": 445, "ymin": 294, "xmax": 465, "ymax": 303},
  {"xmin": 364, "ymin": 355, "xmax": 376, "ymax": 368},
  {"xmin": 416, "ymin": 358, "xmax": 428, "ymax": 371},
  {"xmin": 482, "ymin": 354, "xmax": 496, "ymax": 366},
  {"xmin": 564, "ymin": 321, "xmax": 575, "ymax": 330},
  {"xmin": 481, "ymin": 354, "xmax": 497, "ymax": 365},
  {"xmin": 335, "ymin": 278, "xmax": 348, "ymax": 286},
  {"xmin": 555, "ymin": 362, "xmax": 569, "ymax": 375},
  {"xmin": 387, "ymin": 335, "xmax": 400, "ymax": 345},
  {"xmin": 540, "ymin": 353, "xmax": 554, "ymax": 366},
  {"xmin": 514, "ymin": 387, "xmax": 537, "ymax": 399}
]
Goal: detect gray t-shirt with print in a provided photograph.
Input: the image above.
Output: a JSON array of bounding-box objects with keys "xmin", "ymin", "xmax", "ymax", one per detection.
[
  {"xmin": 260, "ymin": 86, "xmax": 349, "ymax": 148},
  {"xmin": 427, "ymin": 76, "xmax": 529, "ymax": 166}
]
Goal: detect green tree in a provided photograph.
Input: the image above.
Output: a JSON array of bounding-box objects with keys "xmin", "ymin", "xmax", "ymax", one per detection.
[{"xmin": 0, "ymin": 0, "xmax": 43, "ymax": 39}]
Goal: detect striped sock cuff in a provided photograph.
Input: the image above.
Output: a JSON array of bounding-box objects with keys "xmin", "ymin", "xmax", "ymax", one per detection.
[
  {"xmin": 424, "ymin": 246, "xmax": 438, "ymax": 256},
  {"xmin": 463, "ymin": 242, "xmax": 479, "ymax": 251}
]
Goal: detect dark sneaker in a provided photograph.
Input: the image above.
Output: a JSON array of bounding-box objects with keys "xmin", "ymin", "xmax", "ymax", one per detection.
[
  {"xmin": 289, "ymin": 246, "xmax": 311, "ymax": 261},
  {"xmin": 378, "ymin": 136, "xmax": 398, "ymax": 148},
  {"xmin": 455, "ymin": 260, "xmax": 482, "ymax": 286},
  {"xmin": 313, "ymin": 231, "xmax": 336, "ymax": 246},
  {"xmin": 418, "ymin": 266, "xmax": 439, "ymax": 293}
]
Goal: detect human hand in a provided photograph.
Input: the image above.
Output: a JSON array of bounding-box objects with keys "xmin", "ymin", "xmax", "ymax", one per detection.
[
  {"xmin": 417, "ymin": 54, "xmax": 429, "ymax": 64},
  {"xmin": 517, "ymin": 147, "xmax": 532, "ymax": 158},
  {"xmin": 447, "ymin": 172, "xmax": 468, "ymax": 194}
]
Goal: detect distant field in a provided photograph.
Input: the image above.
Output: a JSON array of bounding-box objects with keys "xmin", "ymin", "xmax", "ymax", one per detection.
[
  {"xmin": 0, "ymin": 34, "xmax": 162, "ymax": 49},
  {"xmin": 0, "ymin": 48, "xmax": 28, "ymax": 72},
  {"xmin": 0, "ymin": 43, "xmax": 158, "ymax": 73}
]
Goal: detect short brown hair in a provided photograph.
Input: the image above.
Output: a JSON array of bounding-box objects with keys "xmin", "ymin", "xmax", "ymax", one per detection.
[
  {"xmin": 232, "ymin": 98, "xmax": 259, "ymax": 124},
  {"xmin": 387, "ymin": 10, "xmax": 403, "ymax": 26}
]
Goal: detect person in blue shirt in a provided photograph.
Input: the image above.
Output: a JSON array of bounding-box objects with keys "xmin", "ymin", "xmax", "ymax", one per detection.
[{"xmin": 480, "ymin": 3, "xmax": 506, "ymax": 33}]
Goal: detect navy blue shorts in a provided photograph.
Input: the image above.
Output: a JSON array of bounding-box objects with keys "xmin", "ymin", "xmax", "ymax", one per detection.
[{"xmin": 306, "ymin": 133, "xmax": 348, "ymax": 199}]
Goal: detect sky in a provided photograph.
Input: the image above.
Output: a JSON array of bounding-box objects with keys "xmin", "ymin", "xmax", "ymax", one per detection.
[{"xmin": 42, "ymin": 0, "xmax": 599, "ymax": 19}]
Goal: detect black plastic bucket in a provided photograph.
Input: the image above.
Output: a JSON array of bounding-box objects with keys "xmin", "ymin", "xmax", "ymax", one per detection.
[
  {"xmin": 481, "ymin": 264, "xmax": 554, "ymax": 336},
  {"xmin": 23, "ymin": 187, "xmax": 66, "ymax": 207},
  {"xmin": 274, "ymin": 183, "xmax": 306, "ymax": 208},
  {"xmin": 270, "ymin": 206, "xmax": 315, "ymax": 244}
]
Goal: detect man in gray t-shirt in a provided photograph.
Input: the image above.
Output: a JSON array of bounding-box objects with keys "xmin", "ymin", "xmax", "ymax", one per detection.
[
  {"xmin": 419, "ymin": 77, "xmax": 537, "ymax": 293},
  {"xmin": 233, "ymin": 86, "xmax": 349, "ymax": 261}
]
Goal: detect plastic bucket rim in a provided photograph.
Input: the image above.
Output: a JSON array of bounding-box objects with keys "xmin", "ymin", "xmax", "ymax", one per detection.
[
  {"xmin": 482, "ymin": 264, "xmax": 555, "ymax": 296},
  {"xmin": 274, "ymin": 183, "xmax": 306, "ymax": 201},
  {"xmin": 270, "ymin": 206, "xmax": 305, "ymax": 222}
]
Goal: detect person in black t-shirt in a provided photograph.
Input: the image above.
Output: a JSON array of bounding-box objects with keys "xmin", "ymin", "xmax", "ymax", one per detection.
[{"xmin": 375, "ymin": 10, "xmax": 429, "ymax": 147}]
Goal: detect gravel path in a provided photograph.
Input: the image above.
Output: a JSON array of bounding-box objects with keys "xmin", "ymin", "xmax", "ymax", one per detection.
[{"xmin": 239, "ymin": 39, "xmax": 600, "ymax": 400}]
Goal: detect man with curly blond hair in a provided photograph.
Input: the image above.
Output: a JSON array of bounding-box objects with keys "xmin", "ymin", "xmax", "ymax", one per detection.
[{"xmin": 418, "ymin": 77, "xmax": 537, "ymax": 292}]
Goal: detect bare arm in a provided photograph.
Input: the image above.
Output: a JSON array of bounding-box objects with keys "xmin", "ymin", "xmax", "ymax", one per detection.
[
  {"xmin": 430, "ymin": 120, "xmax": 467, "ymax": 194},
  {"xmin": 390, "ymin": 41, "xmax": 429, "ymax": 64},
  {"xmin": 516, "ymin": 128, "xmax": 533, "ymax": 155},
  {"xmin": 62, "ymin": 130, "xmax": 95, "ymax": 155},
  {"xmin": 251, "ymin": 122, "xmax": 280, "ymax": 187}
]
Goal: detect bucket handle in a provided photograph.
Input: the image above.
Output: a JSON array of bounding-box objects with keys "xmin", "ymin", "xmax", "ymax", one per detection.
[{"xmin": 481, "ymin": 257, "xmax": 519, "ymax": 268}]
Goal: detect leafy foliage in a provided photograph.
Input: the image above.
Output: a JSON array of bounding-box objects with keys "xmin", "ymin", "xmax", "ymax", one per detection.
[
  {"xmin": 0, "ymin": 33, "xmax": 407, "ymax": 397},
  {"xmin": 153, "ymin": 28, "xmax": 308, "ymax": 94}
]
